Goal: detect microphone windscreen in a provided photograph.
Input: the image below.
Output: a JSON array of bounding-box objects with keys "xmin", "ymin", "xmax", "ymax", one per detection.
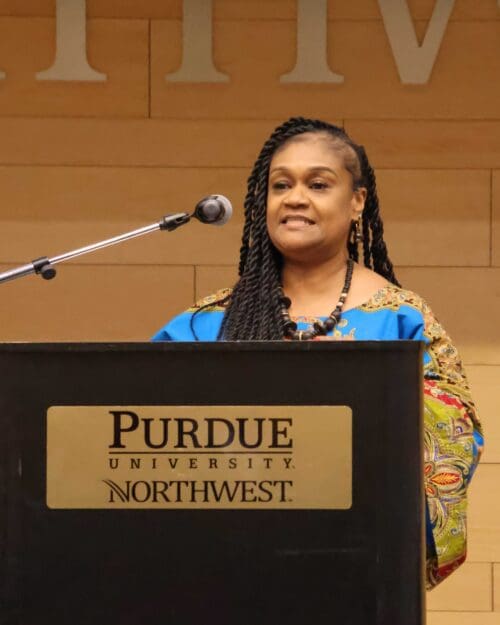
[
  {"xmin": 194, "ymin": 195, "xmax": 232, "ymax": 226},
  {"xmin": 210, "ymin": 195, "xmax": 232, "ymax": 226}
]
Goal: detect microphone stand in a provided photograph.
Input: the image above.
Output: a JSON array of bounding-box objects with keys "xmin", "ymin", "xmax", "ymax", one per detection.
[{"xmin": 0, "ymin": 213, "xmax": 191, "ymax": 285}]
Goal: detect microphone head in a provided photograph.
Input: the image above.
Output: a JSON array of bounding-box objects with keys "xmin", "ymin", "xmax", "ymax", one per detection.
[{"xmin": 194, "ymin": 195, "xmax": 232, "ymax": 226}]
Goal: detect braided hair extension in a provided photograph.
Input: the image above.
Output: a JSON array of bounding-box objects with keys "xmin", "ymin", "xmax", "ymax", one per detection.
[
  {"xmin": 356, "ymin": 146, "xmax": 400, "ymax": 285},
  {"xmin": 191, "ymin": 117, "xmax": 399, "ymax": 340}
]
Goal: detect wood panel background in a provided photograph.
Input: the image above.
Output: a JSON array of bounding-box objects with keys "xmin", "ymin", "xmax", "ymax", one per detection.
[{"xmin": 0, "ymin": 1, "xmax": 498, "ymax": 621}]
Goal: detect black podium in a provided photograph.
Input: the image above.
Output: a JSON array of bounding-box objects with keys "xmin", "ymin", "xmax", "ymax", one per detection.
[{"xmin": 0, "ymin": 342, "xmax": 425, "ymax": 625}]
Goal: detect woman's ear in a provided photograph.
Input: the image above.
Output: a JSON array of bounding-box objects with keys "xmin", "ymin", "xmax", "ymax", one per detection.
[{"xmin": 351, "ymin": 186, "xmax": 367, "ymax": 220}]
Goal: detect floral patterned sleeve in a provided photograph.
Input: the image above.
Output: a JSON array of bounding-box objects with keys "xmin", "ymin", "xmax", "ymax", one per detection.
[{"xmin": 420, "ymin": 302, "xmax": 484, "ymax": 589}]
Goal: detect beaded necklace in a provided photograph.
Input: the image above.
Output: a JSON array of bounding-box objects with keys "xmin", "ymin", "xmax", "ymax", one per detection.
[{"xmin": 279, "ymin": 258, "xmax": 354, "ymax": 341}]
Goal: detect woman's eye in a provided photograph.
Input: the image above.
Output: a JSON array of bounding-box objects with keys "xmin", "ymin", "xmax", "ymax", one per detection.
[
  {"xmin": 271, "ymin": 181, "xmax": 289, "ymax": 190},
  {"xmin": 310, "ymin": 181, "xmax": 328, "ymax": 190}
]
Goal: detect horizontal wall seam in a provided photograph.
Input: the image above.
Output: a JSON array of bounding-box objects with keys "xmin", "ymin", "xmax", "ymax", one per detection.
[
  {"xmin": 0, "ymin": 116, "xmax": 500, "ymax": 123},
  {"xmin": 1, "ymin": 263, "xmax": 500, "ymax": 269},
  {"xmin": 0, "ymin": 165, "xmax": 496, "ymax": 172},
  {"xmin": 0, "ymin": 165, "xmax": 492, "ymax": 174},
  {"xmin": 0, "ymin": 15, "xmax": 498, "ymax": 24}
]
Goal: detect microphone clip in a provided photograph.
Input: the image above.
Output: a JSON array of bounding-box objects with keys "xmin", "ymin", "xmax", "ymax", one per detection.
[
  {"xmin": 32, "ymin": 256, "xmax": 57, "ymax": 280},
  {"xmin": 159, "ymin": 213, "xmax": 191, "ymax": 231}
]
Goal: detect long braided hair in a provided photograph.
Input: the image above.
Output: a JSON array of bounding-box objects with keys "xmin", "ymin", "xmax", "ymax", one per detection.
[{"xmin": 193, "ymin": 117, "xmax": 399, "ymax": 340}]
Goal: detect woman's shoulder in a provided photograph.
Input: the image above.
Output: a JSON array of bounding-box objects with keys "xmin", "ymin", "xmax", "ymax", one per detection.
[
  {"xmin": 356, "ymin": 282, "xmax": 451, "ymax": 348},
  {"xmin": 358, "ymin": 284, "xmax": 431, "ymax": 314},
  {"xmin": 152, "ymin": 288, "xmax": 231, "ymax": 342},
  {"xmin": 349, "ymin": 265, "xmax": 430, "ymax": 315},
  {"xmin": 187, "ymin": 287, "xmax": 232, "ymax": 313}
]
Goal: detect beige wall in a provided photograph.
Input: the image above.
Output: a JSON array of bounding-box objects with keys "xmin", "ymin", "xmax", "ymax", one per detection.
[{"xmin": 0, "ymin": 1, "xmax": 498, "ymax": 621}]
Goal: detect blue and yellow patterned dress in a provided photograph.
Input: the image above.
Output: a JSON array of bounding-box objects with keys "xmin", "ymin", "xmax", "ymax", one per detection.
[{"xmin": 152, "ymin": 285, "xmax": 484, "ymax": 589}]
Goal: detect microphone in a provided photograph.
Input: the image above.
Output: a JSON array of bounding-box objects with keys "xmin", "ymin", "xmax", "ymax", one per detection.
[
  {"xmin": 0, "ymin": 197, "xmax": 234, "ymax": 285},
  {"xmin": 193, "ymin": 195, "xmax": 232, "ymax": 226}
]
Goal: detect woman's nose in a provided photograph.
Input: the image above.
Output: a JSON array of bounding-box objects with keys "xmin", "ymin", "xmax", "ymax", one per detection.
[{"xmin": 284, "ymin": 184, "xmax": 309, "ymax": 206}]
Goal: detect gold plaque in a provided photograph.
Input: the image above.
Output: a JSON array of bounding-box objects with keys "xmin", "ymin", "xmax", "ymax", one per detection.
[{"xmin": 47, "ymin": 405, "xmax": 352, "ymax": 509}]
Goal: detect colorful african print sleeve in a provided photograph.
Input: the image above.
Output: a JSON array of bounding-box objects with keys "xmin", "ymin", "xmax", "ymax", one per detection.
[{"xmin": 420, "ymin": 301, "xmax": 484, "ymax": 589}]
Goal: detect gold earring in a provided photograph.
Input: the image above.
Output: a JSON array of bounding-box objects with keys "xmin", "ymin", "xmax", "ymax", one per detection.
[{"xmin": 355, "ymin": 219, "xmax": 363, "ymax": 243}]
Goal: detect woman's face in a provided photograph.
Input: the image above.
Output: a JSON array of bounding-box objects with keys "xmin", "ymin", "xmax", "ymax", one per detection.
[{"xmin": 266, "ymin": 133, "xmax": 366, "ymax": 265}]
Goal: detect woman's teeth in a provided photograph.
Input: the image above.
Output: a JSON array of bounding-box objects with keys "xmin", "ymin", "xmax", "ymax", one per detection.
[{"xmin": 283, "ymin": 216, "xmax": 313, "ymax": 224}]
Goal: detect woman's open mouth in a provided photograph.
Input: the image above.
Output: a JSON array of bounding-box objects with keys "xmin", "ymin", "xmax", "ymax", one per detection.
[{"xmin": 280, "ymin": 215, "xmax": 315, "ymax": 226}]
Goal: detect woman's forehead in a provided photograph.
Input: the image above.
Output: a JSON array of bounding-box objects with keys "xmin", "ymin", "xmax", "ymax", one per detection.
[{"xmin": 270, "ymin": 134, "xmax": 347, "ymax": 170}]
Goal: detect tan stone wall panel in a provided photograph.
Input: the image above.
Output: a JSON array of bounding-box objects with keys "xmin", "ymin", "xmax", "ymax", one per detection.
[
  {"xmin": 0, "ymin": 18, "xmax": 149, "ymax": 117},
  {"xmin": 467, "ymin": 367, "xmax": 500, "ymax": 464},
  {"xmin": 1, "ymin": 1, "xmax": 498, "ymax": 21},
  {"xmin": 467, "ymin": 366, "xmax": 500, "ymax": 464},
  {"xmin": 345, "ymin": 121, "xmax": 500, "ymax": 169},
  {"xmin": 151, "ymin": 20, "xmax": 500, "ymax": 120},
  {"xmin": 0, "ymin": 263, "xmax": 194, "ymax": 341},
  {"xmin": 0, "ymin": 165, "xmax": 245, "ymax": 265},
  {"xmin": 427, "ymin": 613, "xmax": 500, "ymax": 625},
  {"xmin": 493, "ymin": 171, "xmax": 499, "ymax": 267},
  {"xmin": 468, "ymin": 465, "xmax": 500, "ymax": 562},
  {"xmin": 426, "ymin": 562, "xmax": 492, "ymax": 611},
  {"xmin": 0, "ymin": 166, "xmax": 248, "ymax": 222},
  {"xmin": 0, "ymin": 1, "xmax": 182, "ymax": 19},
  {"xmin": 0, "ymin": 219, "xmax": 242, "ymax": 267},
  {"xmin": 393, "ymin": 268, "xmax": 500, "ymax": 365},
  {"xmin": 377, "ymin": 170, "xmax": 490, "ymax": 267},
  {"xmin": 0, "ymin": 119, "xmax": 497, "ymax": 168},
  {"xmin": 0, "ymin": 119, "xmax": 287, "ymax": 167}
]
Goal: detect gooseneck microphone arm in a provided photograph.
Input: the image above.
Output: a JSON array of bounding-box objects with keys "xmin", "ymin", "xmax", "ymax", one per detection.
[
  {"xmin": 0, "ymin": 213, "xmax": 192, "ymax": 285},
  {"xmin": 0, "ymin": 194, "xmax": 232, "ymax": 285}
]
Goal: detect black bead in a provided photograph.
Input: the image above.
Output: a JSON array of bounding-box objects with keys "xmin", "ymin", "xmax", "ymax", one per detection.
[
  {"xmin": 324, "ymin": 317, "xmax": 337, "ymax": 331},
  {"xmin": 313, "ymin": 320, "xmax": 327, "ymax": 335}
]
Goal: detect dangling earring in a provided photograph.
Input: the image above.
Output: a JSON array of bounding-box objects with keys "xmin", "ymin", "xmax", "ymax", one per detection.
[{"xmin": 353, "ymin": 218, "xmax": 363, "ymax": 244}]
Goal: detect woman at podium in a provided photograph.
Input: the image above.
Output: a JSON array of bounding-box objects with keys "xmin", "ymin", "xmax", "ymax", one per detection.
[{"xmin": 152, "ymin": 117, "xmax": 483, "ymax": 589}]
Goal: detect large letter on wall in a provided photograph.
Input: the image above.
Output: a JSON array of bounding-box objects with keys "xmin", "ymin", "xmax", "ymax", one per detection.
[
  {"xmin": 378, "ymin": 0, "xmax": 455, "ymax": 84},
  {"xmin": 280, "ymin": 0, "xmax": 343, "ymax": 83},
  {"xmin": 36, "ymin": 0, "xmax": 106, "ymax": 81},
  {"xmin": 166, "ymin": 0, "xmax": 229, "ymax": 83}
]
